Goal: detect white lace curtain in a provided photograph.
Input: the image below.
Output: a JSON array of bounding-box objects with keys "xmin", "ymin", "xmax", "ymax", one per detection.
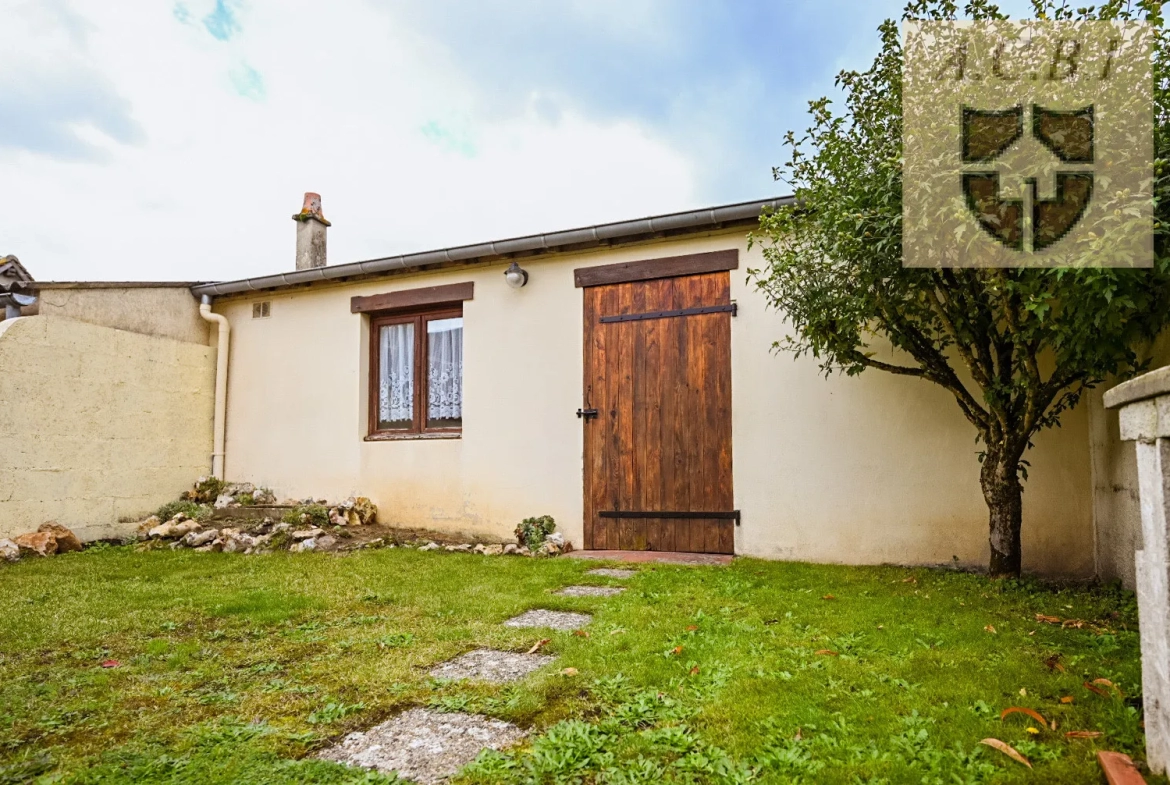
[
  {"xmin": 427, "ymin": 318, "xmax": 463, "ymax": 423},
  {"xmin": 378, "ymin": 322, "xmax": 414, "ymax": 426}
]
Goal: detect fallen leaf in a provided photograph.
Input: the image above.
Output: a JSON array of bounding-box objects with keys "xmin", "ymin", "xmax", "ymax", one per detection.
[
  {"xmin": 689, "ymin": 665, "xmax": 700, "ymax": 676},
  {"xmin": 1060, "ymin": 696, "xmax": 1074, "ymax": 704},
  {"xmin": 876, "ymin": 624, "xmax": 884, "ymax": 630},
  {"xmin": 685, "ymin": 625, "xmax": 698, "ymax": 632},
  {"xmin": 1061, "ymin": 619, "xmax": 1086, "ymax": 629},
  {"xmin": 1019, "ymin": 688, "xmax": 1027, "ymax": 697},
  {"xmin": 1035, "ymin": 614, "xmax": 1062, "ymax": 624},
  {"xmin": 609, "ymin": 628, "xmax": 626, "ymax": 636},
  {"xmin": 985, "ymin": 625, "xmax": 997, "ymax": 634},
  {"xmin": 902, "ymin": 577, "xmax": 917, "ymax": 584},
  {"xmin": 573, "ymin": 630, "xmax": 589, "ymax": 638},
  {"xmin": 561, "ymin": 667, "xmax": 578, "ymax": 677},
  {"xmin": 100, "ymin": 659, "xmax": 120, "ymax": 669},
  {"xmin": 794, "ymin": 727, "xmax": 803, "ymax": 741},
  {"xmin": 1092, "ymin": 678, "xmax": 1123, "ymax": 697},
  {"xmin": 526, "ymin": 639, "xmax": 551, "ymax": 654},
  {"xmin": 1043, "ymin": 654, "xmax": 1065, "ymax": 672},
  {"xmin": 1083, "ymin": 681, "xmax": 1110, "ymax": 697},
  {"xmin": 763, "ymin": 619, "xmax": 780, "ymax": 625},
  {"xmin": 1001, "ymin": 706, "xmax": 1047, "ymax": 726},
  {"xmin": 822, "ymin": 594, "xmax": 836, "ymax": 601},
  {"xmin": 979, "ymin": 738, "xmax": 1032, "ymax": 768},
  {"xmin": 815, "ymin": 649, "xmax": 839, "ymax": 657},
  {"xmin": 1026, "ymin": 727, "xmax": 1040, "ymax": 735},
  {"xmin": 1065, "ymin": 730, "xmax": 1103, "ymax": 739},
  {"xmin": 670, "ymin": 645, "xmax": 684, "ymax": 656}
]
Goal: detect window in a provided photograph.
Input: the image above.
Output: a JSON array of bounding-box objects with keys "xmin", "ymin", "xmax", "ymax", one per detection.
[
  {"xmin": 252, "ymin": 301, "xmax": 271, "ymax": 318},
  {"xmin": 369, "ymin": 306, "xmax": 463, "ymax": 437}
]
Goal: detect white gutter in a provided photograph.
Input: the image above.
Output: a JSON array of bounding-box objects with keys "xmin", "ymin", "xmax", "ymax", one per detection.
[
  {"xmin": 191, "ymin": 196, "xmax": 793, "ymax": 298},
  {"xmin": 198, "ymin": 295, "xmax": 230, "ymax": 479}
]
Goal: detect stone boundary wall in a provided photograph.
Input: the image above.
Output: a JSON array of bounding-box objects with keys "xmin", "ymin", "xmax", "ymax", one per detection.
[{"xmin": 0, "ymin": 316, "xmax": 215, "ymax": 541}]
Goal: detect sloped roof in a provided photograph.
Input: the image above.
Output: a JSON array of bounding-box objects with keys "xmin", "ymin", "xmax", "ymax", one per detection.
[
  {"xmin": 0, "ymin": 255, "xmax": 32, "ymax": 286},
  {"xmin": 192, "ymin": 196, "xmax": 793, "ymax": 298}
]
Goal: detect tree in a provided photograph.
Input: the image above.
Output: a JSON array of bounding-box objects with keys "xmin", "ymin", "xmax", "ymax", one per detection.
[{"xmin": 750, "ymin": 0, "xmax": 1170, "ymax": 576}]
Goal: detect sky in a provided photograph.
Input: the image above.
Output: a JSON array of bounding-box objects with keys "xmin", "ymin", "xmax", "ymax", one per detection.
[{"xmin": 4, "ymin": 0, "xmax": 916, "ymax": 282}]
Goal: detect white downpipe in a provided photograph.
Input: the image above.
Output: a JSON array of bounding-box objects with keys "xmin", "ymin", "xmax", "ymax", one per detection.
[{"xmin": 199, "ymin": 295, "xmax": 230, "ymax": 479}]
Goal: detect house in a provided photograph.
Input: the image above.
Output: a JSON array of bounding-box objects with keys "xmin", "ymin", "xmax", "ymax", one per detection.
[
  {"xmin": 0, "ymin": 255, "xmax": 35, "ymax": 318},
  {"xmin": 0, "ymin": 194, "xmax": 1147, "ymax": 578}
]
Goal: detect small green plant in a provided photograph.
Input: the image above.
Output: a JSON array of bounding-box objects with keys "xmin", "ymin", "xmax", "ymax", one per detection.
[
  {"xmin": 154, "ymin": 500, "xmax": 212, "ymax": 522},
  {"xmin": 282, "ymin": 504, "xmax": 330, "ymax": 528},
  {"xmin": 376, "ymin": 632, "xmax": 415, "ymax": 649},
  {"xmin": 191, "ymin": 476, "xmax": 226, "ymax": 503},
  {"xmin": 514, "ymin": 515, "xmax": 556, "ymax": 550},
  {"xmin": 236, "ymin": 492, "xmax": 255, "ymax": 506},
  {"xmin": 307, "ymin": 701, "xmax": 365, "ymax": 725}
]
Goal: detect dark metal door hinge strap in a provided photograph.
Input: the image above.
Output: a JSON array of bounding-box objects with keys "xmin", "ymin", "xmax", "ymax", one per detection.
[
  {"xmin": 599, "ymin": 510, "xmax": 741, "ymax": 526},
  {"xmin": 599, "ymin": 303, "xmax": 737, "ymax": 323}
]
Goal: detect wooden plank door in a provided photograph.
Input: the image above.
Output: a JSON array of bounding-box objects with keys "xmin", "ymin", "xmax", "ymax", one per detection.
[{"xmin": 582, "ymin": 271, "xmax": 734, "ymax": 554}]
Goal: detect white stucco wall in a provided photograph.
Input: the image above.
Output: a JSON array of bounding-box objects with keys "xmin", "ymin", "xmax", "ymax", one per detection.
[
  {"xmin": 0, "ymin": 316, "xmax": 216, "ymax": 541},
  {"xmin": 215, "ymin": 230, "xmax": 1094, "ymax": 576}
]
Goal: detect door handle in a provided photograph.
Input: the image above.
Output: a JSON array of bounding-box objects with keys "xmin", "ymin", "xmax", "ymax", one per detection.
[{"xmin": 576, "ymin": 408, "xmax": 599, "ymax": 420}]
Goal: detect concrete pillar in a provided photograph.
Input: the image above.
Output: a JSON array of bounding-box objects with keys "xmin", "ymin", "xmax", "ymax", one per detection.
[
  {"xmin": 292, "ymin": 192, "xmax": 330, "ymax": 270},
  {"xmin": 1105, "ymin": 368, "xmax": 1170, "ymax": 774}
]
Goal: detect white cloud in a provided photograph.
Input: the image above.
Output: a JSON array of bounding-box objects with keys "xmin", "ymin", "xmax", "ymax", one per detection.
[{"xmin": 1, "ymin": 0, "xmax": 698, "ymax": 282}]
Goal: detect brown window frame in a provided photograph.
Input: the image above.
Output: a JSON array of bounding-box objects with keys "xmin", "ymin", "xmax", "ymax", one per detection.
[{"xmin": 367, "ymin": 304, "xmax": 464, "ymax": 441}]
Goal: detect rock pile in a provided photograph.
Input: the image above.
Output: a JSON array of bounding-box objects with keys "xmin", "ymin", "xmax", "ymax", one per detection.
[
  {"xmin": 0, "ymin": 522, "xmax": 84, "ymax": 562},
  {"xmin": 139, "ymin": 513, "xmax": 339, "ymax": 555},
  {"xmin": 409, "ymin": 532, "xmax": 569, "ymax": 558}
]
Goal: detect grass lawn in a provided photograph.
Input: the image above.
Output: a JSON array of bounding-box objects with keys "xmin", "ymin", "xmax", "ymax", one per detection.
[{"xmin": 0, "ymin": 545, "xmax": 1154, "ymax": 784}]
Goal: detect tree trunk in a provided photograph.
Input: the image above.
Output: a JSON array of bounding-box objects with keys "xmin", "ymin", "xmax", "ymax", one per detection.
[{"xmin": 981, "ymin": 453, "xmax": 1023, "ymax": 577}]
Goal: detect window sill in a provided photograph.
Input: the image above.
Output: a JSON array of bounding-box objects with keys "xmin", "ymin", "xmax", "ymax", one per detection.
[{"xmin": 364, "ymin": 431, "xmax": 462, "ymax": 442}]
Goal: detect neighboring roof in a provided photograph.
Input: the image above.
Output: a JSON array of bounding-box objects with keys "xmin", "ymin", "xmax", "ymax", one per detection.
[
  {"xmin": 192, "ymin": 196, "xmax": 793, "ymax": 298},
  {"xmin": 0, "ymin": 255, "xmax": 32, "ymax": 285}
]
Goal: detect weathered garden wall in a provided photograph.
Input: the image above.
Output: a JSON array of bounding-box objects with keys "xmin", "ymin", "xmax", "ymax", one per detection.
[
  {"xmin": 1089, "ymin": 335, "xmax": 1170, "ymax": 589},
  {"xmin": 0, "ymin": 316, "xmax": 215, "ymax": 541},
  {"xmin": 31, "ymin": 283, "xmax": 210, "ymax": 344}
]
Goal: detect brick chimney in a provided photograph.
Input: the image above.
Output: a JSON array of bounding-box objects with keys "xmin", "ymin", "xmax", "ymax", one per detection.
[{"xmin": 292, "ymin": 192, "xmax": 330, "ymax": 270}]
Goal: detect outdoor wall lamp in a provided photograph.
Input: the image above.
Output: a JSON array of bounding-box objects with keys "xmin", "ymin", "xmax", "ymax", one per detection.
[{"xmin": 503, "ymin": 261, "xmax": 529, "ymax": 289}]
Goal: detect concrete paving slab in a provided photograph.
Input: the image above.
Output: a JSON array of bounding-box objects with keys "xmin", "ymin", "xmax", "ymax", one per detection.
[
  {"xmin": 429, "ymin": 648, "xmax": 555, "ymax": 683},
  {"xmin": 555, "ymin": 585, "xmax": 626, "ymax": 597},
  {"xmin": 318, "ymin": 707, "xmax": 525, "ymax": 784},
  {"xmin": 502, "ymin": 609, "xmax": 592, "ymax": 630},
  {"xmin": 586, "ymin": 568, "xmax": 638, "ymax": 579}
]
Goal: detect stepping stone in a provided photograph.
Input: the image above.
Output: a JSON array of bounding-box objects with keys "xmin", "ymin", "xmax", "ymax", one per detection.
[
  {"xmin": 586, "ymin": 568, "xmax": 637, "ymax": 578},
  {"xmin": 503, "ymin": 609, "xmax": 592, "ymax": 631},
  {"xmin": 429, "ymin": 648, "xmax": 555, "ymax": 683},
  {"xmin": 319, "ymin": 707, "xmax": 525, "ymax": 784},
  {"xmin": 555, "ymin": 585, "xmax": 626, "ymax": 597}
]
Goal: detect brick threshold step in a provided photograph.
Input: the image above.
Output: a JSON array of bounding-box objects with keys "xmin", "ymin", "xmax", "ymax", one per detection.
[{"xmin": 564, "ymin": 550, "xmax": 732, "ymax": 565}]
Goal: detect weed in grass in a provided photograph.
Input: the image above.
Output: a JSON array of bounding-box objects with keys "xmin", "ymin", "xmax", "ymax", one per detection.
[
  {"xmin": 307, "ymin": 702, "xmax": 366, "ymax": 725},
  {"xmin": 375, "ymin": 632, "xmax": 415, "ymax": 650},
  {"xmin": 0, "ymin": 750, "xmax": 54, "ymax": 784}
]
